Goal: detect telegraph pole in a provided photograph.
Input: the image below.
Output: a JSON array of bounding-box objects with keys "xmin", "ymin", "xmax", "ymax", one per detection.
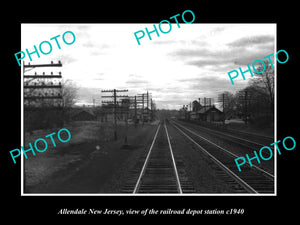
[
  {"xmin": 113, "ymin": 89, "xmax": 117, "ymax": 137},
  {"xmin": 134, "ymin": 96, "xmax": 137, "ymax": 127},
  {"xmin": 237, "ymin": 90, "xmax": 250, "ymax": 125},
  {"xmin": 142, "ymin": 94, "xmax": 144, "ymax": 125},
  {"xmin": 24, "ymin": 61, "xmax": 63, "ymax": 106},
  {"xmin": 222, "ymin": 94, "xmax": 225, "ymax": 124},
  {"xmin": 218, "ymin": 93, "xmax": 226, "ymax": 125},
  {"xmin": 23, "ymin": 61, "xmax": 63, "ymax": 130},
  {"xmin": 101, "ymin": 89, "xmax": 128, "ymax": 140},
  {"xmin": 146, "ymin": 91, "xmax": 149, "ymax": 110},
  {"xmin": 137, "ymin": 93, "xmax": 145, "ymax": 125},
  {"xmin": 135, "ymin": 92, "xmax": 152, "ymax": 124},
  {"xmin": 222, "ymin": 94, "xmax": 225, "ymax": 112},
  {"xmin": 245, "ymin": 90, "xmax": 248, "ymax": 125},
  {"xmin": 150, "ymin": 98, "xmax": 153, "ymax": 121}
]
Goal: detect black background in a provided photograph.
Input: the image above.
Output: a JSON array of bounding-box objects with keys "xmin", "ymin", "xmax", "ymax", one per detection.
[{"xmin": 4, "ymin": 2, "xmax": 298, "ymax": 222}]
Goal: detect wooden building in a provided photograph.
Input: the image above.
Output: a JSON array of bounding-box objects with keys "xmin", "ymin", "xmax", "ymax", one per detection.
[
  {"xmin": 198, "ymin": 105, "xmax": 223, "ymax": 122},
  {"xmin": 189, "ymin": 105, "xmax": 223, "ymax": 122}
]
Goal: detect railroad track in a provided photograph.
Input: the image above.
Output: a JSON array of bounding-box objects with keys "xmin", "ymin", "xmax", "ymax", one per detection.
[
  {"xmin": 224, "ymin": 127, "xmax": 273, "ymax": 142},
  {"xmin": 174, "ymin": 119, "xmax": 274, "ymax": 150},
  {"xmin": 121, "ymin": 121, "xmax": 195, "ymax": 194},
  {"xmin": 173, "ymin": 119, "xmax": 275, "ymax": 175},
  {"xmin": 171, "ymin": 120, "xmax": 275, "ymax": 194}
]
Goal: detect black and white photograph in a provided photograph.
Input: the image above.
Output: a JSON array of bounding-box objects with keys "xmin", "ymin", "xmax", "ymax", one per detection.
[
  {"xmin": 5, "ymin": 4, "xmax": 299, "ymax": 220},
  {"xmin": 21, "ymin": 23, "xmax": 276, "ymax": 195}
]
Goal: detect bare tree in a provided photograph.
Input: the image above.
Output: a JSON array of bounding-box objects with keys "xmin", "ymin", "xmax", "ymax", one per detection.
[
  {"xmin": 62, "ymin": 79, "xmax": 78, "ymax": 107},
  {"xmin": 249, "ymin": 60, "xmax": 274, "ymax": 112}
]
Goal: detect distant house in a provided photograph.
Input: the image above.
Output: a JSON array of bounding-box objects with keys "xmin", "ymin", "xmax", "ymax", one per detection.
[
  {"xmin": 192, "ymin": 100, "xmax": 202, "ymax": 112},
  {"xmin": 189, "ymin": 105, "xmax": 223, "ymax": 122},
  {"xmin": 198, "ymin": 105, "xmax": 223, "ymax": 122},
  {"xmin": 71, "ymin": 108, "xmax": 96, "ymax": 121}
]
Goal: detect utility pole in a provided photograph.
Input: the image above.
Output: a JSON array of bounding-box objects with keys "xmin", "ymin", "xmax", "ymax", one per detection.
[
  {"xmin": 113, "ymin": 89, "xmax": 117, "ymax": 135},
  {"xmin": 135, "ymin": 92, "xmax": 152, "ymax": 124},
  {"xmin": 101, "ymin": 89, "xmax": 128, "ymax": 140},
  {"xmin": 146, "ymin": 91, "xmax": 149, "ymax": 109},
  {"xmin": 134, "ymin": 96, "xmax": 137, "ymax": 127},
  {"xmin": 23, "ymin": 61, "xmax": 63, "ymax": 130},
  {"xmin": 137, "ymin": 93, "xmax": 145, "ymax": 125},
  {"xmin": 142, "ymin": 94, "xmax": 144, "ymax": 125},
  {"xmin": 150, "ymin": 98, "xmax": 153, "ymax": 121},
  {"xmin": 222, "ymin": 93, "xmax": 225, "ymax": 124},
  {"xmin": 204, "ymin": 97, "xmax": 207, "ymax": 121},
  {"xmin": 24, "ymin": 61, "xmax": 63, "ymax": 106},
  {"xmin": 222, "ymin": 94, "xmax": 225, "ymax": 112},
  {"xmin": 244, "ymin": 90, "xmax": 248, "ymax": 125},
  {"xmin": 218, "ymin": 93, "xmax": 227, "ymax": 125},
  {"xmin": 237, "ymin": 90, "xmax": 250, "ymax": 125}
]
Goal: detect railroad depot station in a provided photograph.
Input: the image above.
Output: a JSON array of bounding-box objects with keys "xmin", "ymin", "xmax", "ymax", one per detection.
[{"xmin": 179, "ymin": 100, "xmax": 223, "ymax": 122}]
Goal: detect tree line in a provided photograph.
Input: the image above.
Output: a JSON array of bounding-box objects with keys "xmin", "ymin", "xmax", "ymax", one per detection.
[{"xmin": 219, "ymin": 60, "xmax": 274, "ymax": 128}]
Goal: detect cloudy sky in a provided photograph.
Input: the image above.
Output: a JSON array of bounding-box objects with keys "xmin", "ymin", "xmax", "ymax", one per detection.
[{"xmin": 21, "ymin": 23, "xmax": 276, "ymax": 109}]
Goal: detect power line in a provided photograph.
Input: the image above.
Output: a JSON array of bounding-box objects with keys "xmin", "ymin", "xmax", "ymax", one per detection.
[
  {"xmin": 101, "ymin": 89, "xmax": 129, "ymax": 141},
  {"xmin": 23, "ymin": 61, "xmax": 63, "ymax": 108}
]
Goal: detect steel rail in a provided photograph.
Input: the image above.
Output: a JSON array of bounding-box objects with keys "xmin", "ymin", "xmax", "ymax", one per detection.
[
  {"xmin": 174, "ymin": 120, "xmax": 269, "ymax": 148},
  {"xmin": 164, "ymin": 123, "xmax": 183, "ymax": 194},
  {"xmin": 171, "ymin": 122, "xmax": 258, "ymax": 194},
  {"xmin": 133, "ymin": 123, "xmax": 161, "ymax": 194},
  {"xmin": 172, "ymin": 120, "xmax": 274, "ymax": 180}
]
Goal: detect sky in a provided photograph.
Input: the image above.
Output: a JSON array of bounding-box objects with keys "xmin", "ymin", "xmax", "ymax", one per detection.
[{"xmin": 21, "ymin": 23, "xmax": 276, "ymax": 109}]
